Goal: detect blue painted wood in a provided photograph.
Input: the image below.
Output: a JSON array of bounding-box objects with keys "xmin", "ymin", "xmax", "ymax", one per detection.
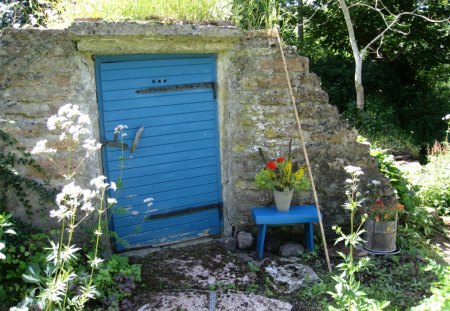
[
  {"xmin": 103, "ymin": 101, "xmax": 213, "ymax": 120},
  {"xmin": 110, "ymin": 183, "xmax": 219, "ymax": 208},
  {"xmin": 96, "ymin": 54, "xmax": 222, "ymax": 251},
  {"xmin": 101, "ymin": 63, "xmax": 214, "ymax": 81},
  {"xmin": 252, "ymin": 205, "xmax": 322, "ymax": 259},
  {"xmin": 114, "ymin": 208, "xmax": 220, "ymax": 235},
  {"xmin": 114, "ymin": 220, "xmax": 221, "ymax": 251},
  {"xmin": 103, "ymin": 90, "xmax": 213, "ymax": 112},
  {"xmin": 107, "ymin": 156, "xmax": 217, "ymax": 181},
  {"xmin": 112, "ymin": 191, "xmax": 218, "ymax": 222},
  {"xmin": 102, "ymin": 73, "xmax": 214, "ymax": 91},
  {"xmin": 104, "ymin": 120, "xmax": 215, "ymax": 139},
  {"xmin": 252, "ymin": 205, "xmax": 321, "ymax": 224}
]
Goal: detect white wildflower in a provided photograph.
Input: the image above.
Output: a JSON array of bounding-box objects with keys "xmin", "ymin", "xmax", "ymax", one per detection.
[
  {"xmin": 47, "ymin": 104, "xmax": 91, "ymax": 142},
  {"xmin": 0, "ymin": 242, "xmax": 5, "ymax": 251},
  {"xmin": 94, "ymin": 229, "xmax": 103, "ymax": 236},
  {"xmin": 443, "ymin": 114, "xmax": 450, "ymax": 121},
  {"xmin": 107, "ymin": 198, "xmax": 117, "ymax": 205},
  {"xmin": 371, "ymin": 180, "xmax": 381, "ymax": 186},
  {"xmin": 81, "ymin": 201, "xmax": 94, "ymax": 213},
  {"xmin": 90, "ymin": 176, "xmax": 108, "ymax": 190},
  {"xmin": 79, "ymin": 284, "xmax": 99, "ymax": 300},
  {"xmin": 31, "ymin": 140, "xmax": 57, "ymax": 155},
  {"xmin": 114, "ymin": 124, "xmax": 128, "ymax": 134},
  {"xmin": 46, "ymin": 240, "xmax": 61, "ymax": 265},
  {"xmin": 50, "ymin": 205, "xmax": 68, "ymax": 220},
  {"xmin": 110, "ymin": 182, "xmax": 117, "ymax": 191},
  {"xmin": 143, "ymin": 197, "xmax": 154, "ymax": 207},
  {"xmin": 344, "ymin": 165, "xmax": 364, "ymax": 176},
  {"xmin": 60, "ymin": 244, "xmax": 80, "ymax": 262},
  {"xmin": 89, "ymin": 256, "xmax": 104, "ymax": 268},
  {"xmin": 82, "ymin": 139, "xmax": 101, "ymax": 151}
]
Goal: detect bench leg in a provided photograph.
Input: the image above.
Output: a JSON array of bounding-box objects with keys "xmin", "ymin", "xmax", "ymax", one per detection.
[
  {"xmin": 256, "ymin": 224, "xmax": 267, "ymax": 259},
  {"xmin": 305, "ymin": 223, "xmax": 314, "ymax": 251}
]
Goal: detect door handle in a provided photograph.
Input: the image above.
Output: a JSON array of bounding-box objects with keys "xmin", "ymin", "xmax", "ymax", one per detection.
[
  {"xmin": 101, "ymin": 132, "xmax": 128, "ymax": 148},
  {"xmin": 130, "ymin": 126, "xmax": 144, "ymax": 155}
]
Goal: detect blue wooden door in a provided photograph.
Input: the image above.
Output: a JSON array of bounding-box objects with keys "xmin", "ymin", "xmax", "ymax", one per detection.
[{"xmin": 95, "ymin": 54, "xmax": 222, "ymax": 251}]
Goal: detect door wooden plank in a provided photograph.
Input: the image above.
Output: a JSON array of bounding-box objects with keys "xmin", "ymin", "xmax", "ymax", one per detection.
[{"xmin": 102, "ymin": 63, "xmax": 213, "ymax": 81}]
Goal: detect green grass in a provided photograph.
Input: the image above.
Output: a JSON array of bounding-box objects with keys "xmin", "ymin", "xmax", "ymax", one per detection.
[{"xmin": 55, "ymin": 0, "xmax": 232, "ymax": 25}]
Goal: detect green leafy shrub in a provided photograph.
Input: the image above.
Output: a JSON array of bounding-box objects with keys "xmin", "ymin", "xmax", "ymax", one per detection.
[
  {"xmin": 328, "ymin": 165, "xmax": 389, "ymax": 311},
  {"xmin": 415, "ymin": 116, "xmax": 450, "ymax": 215},
  {"xmin": 345, "ymin": 98, "xmax": 420, "ymax": 157},
  {"xmin": 0, "ymin": 218, "xmax": 47, "ymax": 308},
  {"xmin": 364, "ymin": 137, "xmax": 437, "ymax": 245},
  {"xmin": 412, "ymin": 260, "xmax": 450, "ymax": 310},
  {"xmin": 416, "ymin": 152, "xmax": 450, "ymax": 215},
  {"xmin": 87, "ymin": 254, "xmax": 141, "ymax": 310},
  {"xmin": 0, "ymin": 0, "xmax": 59, "ymax": 29}
]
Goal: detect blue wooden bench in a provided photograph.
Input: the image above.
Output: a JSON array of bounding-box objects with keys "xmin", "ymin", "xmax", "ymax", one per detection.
[{"xmin": 251, "ymin": 205, "xmax": 322, "ymax": 259}]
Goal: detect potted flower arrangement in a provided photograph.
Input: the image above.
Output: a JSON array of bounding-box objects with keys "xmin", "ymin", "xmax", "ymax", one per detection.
[
  {"xmin": 364, "ymin": 180, "xmax": 405, "ymax": 252},
  {"xmin": 255, "ymin": 151, "xmax": 310, "ymax": 212}
]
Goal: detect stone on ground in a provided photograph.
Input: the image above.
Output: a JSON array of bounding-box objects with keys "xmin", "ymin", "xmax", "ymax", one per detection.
[
  {"xmin": 237, "ymin": 231, "xmax": 254, "ymax": 250},
  {"xmin": 218, "ymin": 237, "xmax": 238, "ymax": 252},
  {"xmin": 278, "ymin": 243, "xmax": 304, "ymax": 257},
  {"xmin": 217, "ymin": 292, "xmax": 292, "ymax": 311},
  {"xmin": 165, "ymin": 253, "xmax": 256, "ymax": 288},
  {"xmin": 137, "ymin": 291, "xmax": 292, "ymax": 311},
  {"xmin": 265, "ymin": 258, "xmax": 320, "ymax": 293},
  {"xmin": 136, "ymin": 292, "xmax": 209, "ymax": 311}
]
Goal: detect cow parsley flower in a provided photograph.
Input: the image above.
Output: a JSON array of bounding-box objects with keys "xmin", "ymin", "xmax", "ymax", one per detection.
[
  {"xmin": 443, "ymin": 114, "xmax": 450, "ymax": 121},
  {"xmin": 31, "ymin": 140, "xmax": 57, "ymax": 154},
  {"xmin": 344, "ymin": 165, "xmax": 364, "ymax": 176},
  {"xmin": 107, "ymin": 198, "xmax": 117, "ymax": 205},
  {"xmin": 143, "ymin": 197, "xmax": 154, "ymax": 207},
  {"xmin": 90, "ymin": 176, "xmax": 108, "ymax": 191},
  {"xmin": 47, "ymin": 104, "xmax": 91, "ymax": 142},
  {"xmin": 82, "ymin": 139, "xmax": 101, "ymax": 151},
  {"xmin": 114, "ymin": 124, "xmax": 128, "ymax": 134}
]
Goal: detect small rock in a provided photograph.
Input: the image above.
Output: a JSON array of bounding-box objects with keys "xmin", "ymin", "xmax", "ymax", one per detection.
[
  {"xmin": 265, "ymin": 235, "xmax": 281, "ymax": 253},
  {"xmin": 218, "ymin": 237, "xmax": 237, "ymax": 252},
  {"xmin": 265, "ymin": 258, "xmax": 320, "ymax": 293},
  {"xmin": 216, "ymin": 291, "xmax": 292, "ymax": 311},
  {"xmin": 278, "ymin": 243, "xmax": 304, "ymax": 257},
  {"xmin": 237, "ymin": 231, "xmax": 253, "ymax": 250}
]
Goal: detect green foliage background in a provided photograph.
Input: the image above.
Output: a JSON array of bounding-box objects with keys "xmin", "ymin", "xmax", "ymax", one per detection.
[{"xmin": 296, "ymin": 0, "xmax": 450, "ymax": 153}]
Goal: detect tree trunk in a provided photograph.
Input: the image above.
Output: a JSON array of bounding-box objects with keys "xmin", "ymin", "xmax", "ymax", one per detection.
[
  {"xmin": 338, "ymin": 0, "xmax": 365, "ymax": 110},
  {"xmin": 355, "ymin": 55, "xmax": 364, "ymax": 110}
]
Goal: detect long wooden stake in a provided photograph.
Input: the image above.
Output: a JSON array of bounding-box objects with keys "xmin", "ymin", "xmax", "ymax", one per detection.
[{"xmin": 274, "ymin": 27, "xmax": 332, "ymax": 273}]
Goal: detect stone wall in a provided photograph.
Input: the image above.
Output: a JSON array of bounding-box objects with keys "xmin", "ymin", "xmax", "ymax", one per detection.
[{"xmin": 0, "ymin": 22, "xmax": 392, "ymax": 244}]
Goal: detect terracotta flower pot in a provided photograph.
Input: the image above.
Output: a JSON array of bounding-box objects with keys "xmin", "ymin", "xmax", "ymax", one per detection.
[{"xmin": 273, "ymin": 190, "xmax": 294, "ymax": 212}]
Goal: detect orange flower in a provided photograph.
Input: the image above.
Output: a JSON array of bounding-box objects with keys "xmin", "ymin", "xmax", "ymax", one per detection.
[
  {"xmin": 384, "ymin": 214, "xmax": 389, "ymax": 220},
  {"xmin": 397, "ymin": 203, "xmax": 405, "ymax": 211}
]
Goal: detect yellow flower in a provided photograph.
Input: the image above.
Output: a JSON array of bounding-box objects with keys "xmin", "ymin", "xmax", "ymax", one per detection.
[{"xmin": 294, "ymin": 168, "xmax": 305, "ymax": 181}]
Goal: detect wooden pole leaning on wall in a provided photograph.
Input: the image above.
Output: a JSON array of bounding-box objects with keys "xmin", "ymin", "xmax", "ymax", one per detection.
[{"xmin": 274, "ymin": 26, "xmax": 332, "ymax": 273}]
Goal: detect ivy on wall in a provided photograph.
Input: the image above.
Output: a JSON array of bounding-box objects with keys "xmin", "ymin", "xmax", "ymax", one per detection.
[{"xmin": 0, "ymin": 129, "xmax": 57, "ymax": 215}]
